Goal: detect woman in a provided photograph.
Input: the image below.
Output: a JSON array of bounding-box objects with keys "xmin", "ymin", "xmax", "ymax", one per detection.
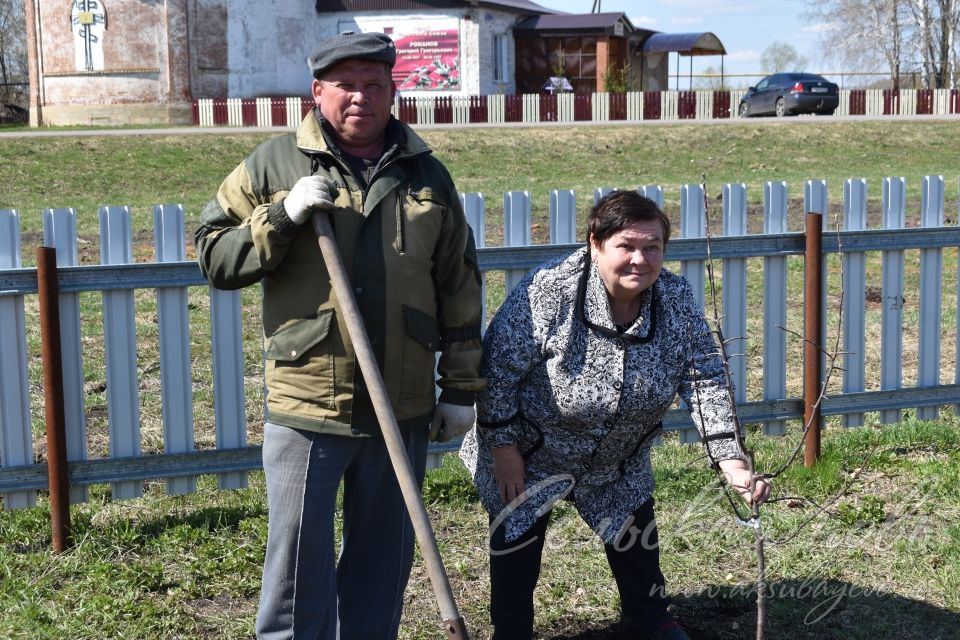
[{"xmin": 460, "ymin": 190, "xmax": 770, "ymax": 640}]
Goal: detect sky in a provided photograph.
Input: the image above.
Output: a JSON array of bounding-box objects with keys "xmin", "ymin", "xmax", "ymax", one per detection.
[{"xmin": 537, "ymin": 0, "xmax": 836, "ymax": 88}]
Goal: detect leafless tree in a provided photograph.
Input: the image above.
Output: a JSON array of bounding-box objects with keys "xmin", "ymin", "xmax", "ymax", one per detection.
[
  {"xmin": 806, "ymin": 0, "xmax": 958, "ymax": 89},
  {"xmin": 0, "ymin": 0, "xmax": 27, "ymax": 109},
  {"xmin": 759, "ymin": 41, "xmax": 810, "ymax": 73},
  {"xmin": 805, "ymin": 0, "xmax": 906, "ymax": 88}
]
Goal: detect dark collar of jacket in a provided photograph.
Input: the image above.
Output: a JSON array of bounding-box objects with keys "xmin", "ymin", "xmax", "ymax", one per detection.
[{"xmin": 575, "ymin": 246, "xmax": 658, "ymax": 344}]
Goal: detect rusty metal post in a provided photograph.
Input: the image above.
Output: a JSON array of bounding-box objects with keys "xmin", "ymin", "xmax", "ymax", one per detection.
[
  {"xmin": 37, "ymin": 246, "xmax": 72, "ymax": 552},
  {"xmin": 803, "ymin": 212, "xmax": 823, "ymax": 468}
]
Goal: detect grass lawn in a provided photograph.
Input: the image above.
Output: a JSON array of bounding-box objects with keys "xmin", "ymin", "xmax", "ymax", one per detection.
[
  {"xmin": 1, "ymin": 120, "xmax": 959, "ymax": 638},
  {"xmin": 1, "ymin": 419, "xmax": 958, "ymax": 639}
]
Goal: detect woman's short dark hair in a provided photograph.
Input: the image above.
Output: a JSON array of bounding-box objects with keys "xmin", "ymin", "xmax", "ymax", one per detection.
[{"xmin": 587, "ymin": 190, "xmax": 671, "ymax": 246}]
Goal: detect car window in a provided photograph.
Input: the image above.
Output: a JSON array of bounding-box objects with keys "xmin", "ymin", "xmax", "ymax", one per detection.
[{"xmin": 756, "ymin": 77, "xmax": 769, "ymax": 90}]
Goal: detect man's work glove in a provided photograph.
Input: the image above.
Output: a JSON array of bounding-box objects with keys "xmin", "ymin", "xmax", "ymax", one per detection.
[
  {"xmin": 283, "ymin": 176, "xmax": 338, "ymax": 225},
  {"xmin": 430, "ymin": 402, "xmax": 476, "ymax": 443}
]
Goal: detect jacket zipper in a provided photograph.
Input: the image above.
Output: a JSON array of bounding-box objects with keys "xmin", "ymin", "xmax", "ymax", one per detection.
[{"xmin": 396, "ymin": 189, "xmax": 406, "ymax": 254}]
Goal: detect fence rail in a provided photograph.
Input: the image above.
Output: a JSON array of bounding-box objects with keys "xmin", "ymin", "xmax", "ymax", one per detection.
[
  {"xmin": 2, "ymin": 175, "xmax": 960, "ymax": 507},
  {"xmin": 192, "ymin": 89, "xmax": 960, "ymax": 127}
]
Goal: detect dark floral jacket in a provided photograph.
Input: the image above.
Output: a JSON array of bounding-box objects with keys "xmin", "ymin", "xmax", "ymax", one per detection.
[{"xmin": 460, "ymin": 247, "xmax": 746, "ymax": 543}]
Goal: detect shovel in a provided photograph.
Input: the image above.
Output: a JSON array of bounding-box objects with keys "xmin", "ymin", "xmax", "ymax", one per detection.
[{"xmin": 311, "ymin": 213, "xmax": 471, "ymax": 639}]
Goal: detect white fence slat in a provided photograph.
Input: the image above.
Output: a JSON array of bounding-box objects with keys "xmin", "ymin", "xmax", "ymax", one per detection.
[
  {"xmin": 453, "ymin": 96, "xmax": 470, "ymax": 124},
  {"xmin": 917, "ymin": 176, "xmax": 945, "ymax": 420},
  {"xmin": 210, "ymin": 287, "xmax": 247, "ymax": 490},
  {"xmin": 721, "ymin": 183, "xmax": 748, "ymax": 404},
  {"xmin": 226, "ymin": 98, "xmax": 243, "ymax": 126},
  {"xmin": 549, "ymin": 190, "xmax": 577, "ymax": 245},
  {"xmin": 696, "ymin": 90, "xmax": 712, "ymax": 120},
  {"xmin": 522, "ymin": 94, "xmax": 539, "ymax": 123},
  {"xmin": 763, "ymin": 182, "xmax": 788, "ymax": 436},
  {"xmin": 503, "ymin": 192, "xmax": 532, "ymax": 294},
  {"xmin": 99, "ymin": 206, "xmax": 143, "ymax": 499},
  {"xmin": 462, "ymin": 192, "xmax": 487, "ymax": 332},
  {"xmin": 866, "ymin": 89, "xmax": 884, "ymax": 115},
  {"xmin": 880, "ymin": 178, "xmax": 906, "ymax": 424},
  {"xmin": 626, "ymin": 91, "xmax": 643, "ymax": 121},
  {"xmin": 900, "ymin": 89, "xmax": 917, "ymax": 115},
  {"xmin": 416, "ymin": 97, "xmax": 434, "ymax": 125},
  {"xmin": 592, "ymin": 93, "xmax": 608, "ymax": 122},
  {"xmin": 286, "ymin": 97, "xmax": 302, "ymax": 127},
  {"xmin": 488, "ymin": 94, "xmax": 505, "ymax": 124},
  {"xmin": 842, "ymin": 180, "xmax": 868, "ymax": 427},
  {"xmin": 680, "ymin": 184, "xmax": 706, "ymax": 310},
  {"xmin": 256, "ymin": 97, "xmax": 272, "ymax": 126},
  {"xmin": 557, "ymin": 94, "xmax": 574, "ymax": 122},
  {"xmin": 154, "ymin": 205, "xmax": 196, "ymax": 495},
  {"xmin": 678, "ymin": 183, "xmax": 706, "ymax": 443},
  {"xmin": 197, "ymin": 99, "xmax": 214, "ymax": 126},
  {"xmin": 638, "ymin": 185, "xmax": 663, "ymax": 208},
  {"xmin": 42, "ymin": 208, "xmax": 88, "ymax": 504},
  {"xmin": 662, "ymin": 91, "xmax": 679, "ymax": 120},
  {"xmin": 593, "ymin": 187, "xmax": 616, "ymax": 206},
  {"xmin": 0, "ymin": 210, "xmax": 35, "ymax": 509}
]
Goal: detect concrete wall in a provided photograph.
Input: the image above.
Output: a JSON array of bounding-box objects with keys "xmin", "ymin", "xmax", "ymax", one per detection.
[
  {"xmin": 29, "ymin": 0, "xmax": 527, "ymax": 125},
  {"xmin": 34, "ymin": 0, "xmax": 193, "ymax": 125},
  {"xmin": 475, "ymin": 9, "xmax": 518, "ymax": 95}
]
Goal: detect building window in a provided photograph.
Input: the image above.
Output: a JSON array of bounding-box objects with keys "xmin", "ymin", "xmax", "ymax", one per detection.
[{"xmin": 493, "ymin": 34, "xmax": 508, "ymax": 83}]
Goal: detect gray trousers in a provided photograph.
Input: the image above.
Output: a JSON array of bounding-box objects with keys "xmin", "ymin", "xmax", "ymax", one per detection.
[{"xmin": 256, "ymin": 422, "xmax": 428, "ymax": 640}]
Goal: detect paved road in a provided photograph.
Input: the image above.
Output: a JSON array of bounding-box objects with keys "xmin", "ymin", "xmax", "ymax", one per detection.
[{"xmin": 1, "ymin": 113, "xmax": 957, "ymax": 138}]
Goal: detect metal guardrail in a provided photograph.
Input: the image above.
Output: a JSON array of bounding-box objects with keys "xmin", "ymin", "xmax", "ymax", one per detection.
[{"xmin": 4, "ymin": 227, "xmax": 960, "ymax": 296}]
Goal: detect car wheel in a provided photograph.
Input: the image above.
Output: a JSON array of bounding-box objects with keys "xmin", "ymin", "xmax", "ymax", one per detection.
[
  {"xmin": 738, "ymin": 102, "xmax": 749, "ymax": 117},
  {"xmin": 775, "ymin": 98, "xmax": 786, "ymax": 117}
]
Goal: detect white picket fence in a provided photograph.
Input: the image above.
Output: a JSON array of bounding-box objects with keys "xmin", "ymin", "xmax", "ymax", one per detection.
[
  {"xmin": 2, "ymin": 175, "xmax": 960, "ymax": 509},
  {"xmin": 194, "ymin": 88, "xmax": 959, "ymax": 127}
]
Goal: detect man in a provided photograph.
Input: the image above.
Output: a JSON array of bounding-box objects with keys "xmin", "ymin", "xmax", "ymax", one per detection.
[{"xmin": 195, "ymin": 32, "xmax": 484, "ymax": 640}]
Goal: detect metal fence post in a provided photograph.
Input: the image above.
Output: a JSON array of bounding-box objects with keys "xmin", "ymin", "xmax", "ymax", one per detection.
[
  {"xmin": 37, "ymin": 246, "xmax": 72, "ymax": 551},
  {"xmin": 804, "ymin": 212, "xmax": 824, "ymax": 467}
]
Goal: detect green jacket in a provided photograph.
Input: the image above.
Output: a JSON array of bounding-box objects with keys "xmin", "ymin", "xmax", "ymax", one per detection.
[{"xmin": 195, "ymin": 111, "xmax": 484, "ymax": 436}]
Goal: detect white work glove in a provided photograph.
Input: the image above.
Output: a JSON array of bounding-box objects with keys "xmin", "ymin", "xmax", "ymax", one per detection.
[
  {"xmin": 283, "ymin": 176, "xmax": 338, "ymax": 225},
  {"xmin": 429, "ymin": 402, "xmax": 476, "ymax": 443}
]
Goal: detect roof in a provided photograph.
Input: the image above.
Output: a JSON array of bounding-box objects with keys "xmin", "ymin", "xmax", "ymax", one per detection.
[
  {"xmin": 642, "ymin": 32, "xmax": 726, "ymax": 56},
  {"xmin": 514, "ymin": 12, "xmax": 634, "ymax": 34},
  {"xmin": 477, "ymin": 0, "xmax": 559, "ymax": 14}
]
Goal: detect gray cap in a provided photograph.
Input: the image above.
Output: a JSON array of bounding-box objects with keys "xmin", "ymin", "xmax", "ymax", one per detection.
[{"xmin": 307, "ymin": 31, "xmax": 397, "ymax": 79}]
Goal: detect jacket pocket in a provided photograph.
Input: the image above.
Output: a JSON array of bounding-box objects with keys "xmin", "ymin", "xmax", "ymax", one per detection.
[
  {"xmin": 399, "ymin": 305, "xmax": 440, "ymax": 404},
  {"xmin": 264, "ymin": 310, "xmax": 336, "ymax": 411},
  {"xmin": 266, "ymin": 311, "xmax": 334, "ymax": 361}
]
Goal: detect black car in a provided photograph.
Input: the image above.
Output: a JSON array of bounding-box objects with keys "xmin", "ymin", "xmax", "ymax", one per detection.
[{"xmin": 738, "ymin": 72, "xmax": 839, "ymax": 117}]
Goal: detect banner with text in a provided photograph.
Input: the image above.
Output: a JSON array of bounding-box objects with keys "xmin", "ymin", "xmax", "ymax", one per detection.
[{"xmin": 349, "ymin": 17, "xmax": 461, "ymax": 91}]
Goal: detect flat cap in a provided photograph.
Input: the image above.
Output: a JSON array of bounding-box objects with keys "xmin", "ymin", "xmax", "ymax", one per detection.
[{"xmin": 307, "ymin": 31, "xmax": 397, "ymax": 78}]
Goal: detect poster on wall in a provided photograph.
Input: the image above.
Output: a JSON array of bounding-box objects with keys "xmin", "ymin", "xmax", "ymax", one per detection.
[{"xmin": 346, "ymin": 18, "xmax": 461, "ymax": 91}]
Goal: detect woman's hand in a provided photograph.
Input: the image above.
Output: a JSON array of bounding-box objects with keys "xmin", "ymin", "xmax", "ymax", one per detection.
[
  {"xmin": 718, "ymin": 459, "xmax": 770, "ymax": 506},
  {"xmin": 491, "ymin": 444, "xmax": 526, "ymax": 504}
]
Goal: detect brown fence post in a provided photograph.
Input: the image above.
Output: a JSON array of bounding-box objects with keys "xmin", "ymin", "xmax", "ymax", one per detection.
[
  {"xmin": 36, "ymin": 246, "xmax": 72, "ymax": 552},
  {"xmin": 803, "ymin": 212, "xmax": 823, "ymax": 467}
]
